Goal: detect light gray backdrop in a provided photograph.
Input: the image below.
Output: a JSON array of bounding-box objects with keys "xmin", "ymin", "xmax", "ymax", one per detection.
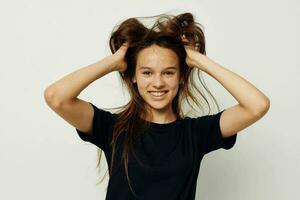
[{"xmin": 0, "ymin": 0, "xmax": 299, "ymax": 199}]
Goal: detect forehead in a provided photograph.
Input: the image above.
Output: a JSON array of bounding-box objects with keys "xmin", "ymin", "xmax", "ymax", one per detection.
[{"xmin": 136, "ymin": 45, "xmax": 179, "ymax": 70}]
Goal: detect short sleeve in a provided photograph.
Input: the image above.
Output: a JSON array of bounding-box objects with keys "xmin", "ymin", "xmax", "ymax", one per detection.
[
  {"xmin": 75, "ymin": 102, "xmax": 116, "ymax": 151},
  {"xmin": 192, "ymin": 109, "xmax": 237, "ymax": 154}
]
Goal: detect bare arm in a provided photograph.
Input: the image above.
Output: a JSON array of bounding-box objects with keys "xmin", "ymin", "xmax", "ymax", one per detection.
[
  {"xmin": 193, "ymin": 53, "xmax": 270, "ymax": 138},
  {"xmin": 196, "ymin": 54, "xmax": 270, "ymax": 114},
  {"xmin": 44, "ymin": 43, "xmax": 128, "ymax": 134},
  {"xmin": 44, "ymin": 55, "xmax": 119, "ymax": 106},
  {"xmin": 43, "ymin": 54, "xmax": 123, "ymax": 134},
  {"xmin": 182, "ymin": 37, "xmax": 270, "ymax": 138}
]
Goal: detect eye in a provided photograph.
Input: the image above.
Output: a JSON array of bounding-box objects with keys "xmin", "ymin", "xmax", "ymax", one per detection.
[
  {"xmin": 164, "ymin": 71, "xmax": 175, "ymax": 75},
  {"xmin": 142, "ymin": 71, "xmax": 151, "ymax": 75}
]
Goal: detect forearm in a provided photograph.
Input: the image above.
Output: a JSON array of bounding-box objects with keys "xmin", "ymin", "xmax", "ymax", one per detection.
[
  {"xmin": 44, "ymin": 55, "xmax": 118, "ymax": 105},
  {"xmin": 195, "ymin": 54, "xmax": 270, "ymax": 115}
]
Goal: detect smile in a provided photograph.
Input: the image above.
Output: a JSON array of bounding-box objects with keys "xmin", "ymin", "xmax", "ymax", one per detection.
[{"xmin": 148, "ymin": 91, "xmax": 168, "ymax": 99}]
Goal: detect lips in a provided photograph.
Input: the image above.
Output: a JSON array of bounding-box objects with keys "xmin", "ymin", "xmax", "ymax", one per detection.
[
  {"xmin": 148, "ymin": 91, "xmax": 168, "ymax": 98},
  {"xmin": 148, "ymin": 90, "xmax": 168, "ymax": 92}
]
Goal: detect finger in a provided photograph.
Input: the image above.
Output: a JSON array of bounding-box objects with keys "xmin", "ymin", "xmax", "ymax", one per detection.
[
  {"xmin": 181, "ymin": 35, "xmax": 189, "ymax": 43},
  {"xmin": 122, "ymin": 42, "xmax": 129, "ymax": 47}
]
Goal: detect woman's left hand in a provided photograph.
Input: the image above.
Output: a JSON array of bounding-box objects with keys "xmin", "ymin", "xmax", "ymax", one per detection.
[{"xmin": 181, "ymin": 35, "xmax": 208, "ymax": 71}]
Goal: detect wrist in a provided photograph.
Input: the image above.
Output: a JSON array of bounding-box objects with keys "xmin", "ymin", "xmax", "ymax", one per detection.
[
  {"xmin": 105, "ymin": 55, "xmax": 119, "ymax": 72},
  {"xmin": 194, "ymin": 53, "xmax": 211, "ymax": 72}
]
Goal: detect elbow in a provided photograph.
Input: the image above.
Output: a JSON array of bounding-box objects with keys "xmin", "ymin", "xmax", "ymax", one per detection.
[
  {"xmin": 44, "ymin": 88, "xmax": 61, "ymax": 108},
  {"xmin": 253, "ymin": 98, "xmax": 271, "ymax": 117}
]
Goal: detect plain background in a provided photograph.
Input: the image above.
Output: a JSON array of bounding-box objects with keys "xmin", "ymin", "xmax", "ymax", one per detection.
[{"xmin": 0, "ymin": 0, "xmax": 299, "ymax": 199}]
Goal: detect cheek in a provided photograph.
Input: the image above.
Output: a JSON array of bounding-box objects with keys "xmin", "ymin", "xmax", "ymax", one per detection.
[
  {"xmin": 168, "ymin": 79, "xmax": 180, "ymax": 89},
  {"xmin": 137, "ymin": 78, "xmax": 150, "ymax": 89},
  {"xmin": 137, "ymin": 77, "xmax": 151, "ymax": 88},
  {"xmin": 136, "ymin": 80, "xmax": 149, "ymax": 96}
]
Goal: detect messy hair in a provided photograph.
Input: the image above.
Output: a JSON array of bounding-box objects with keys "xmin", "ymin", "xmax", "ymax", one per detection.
[{"xmin": 96, "ymin": 12, "xmax": 220, "ymax": 198}]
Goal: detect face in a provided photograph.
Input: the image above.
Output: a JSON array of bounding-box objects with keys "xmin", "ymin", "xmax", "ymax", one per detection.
[{"xmin": 133, "ymin": 44, "xmax": 180, "ymax": 115}]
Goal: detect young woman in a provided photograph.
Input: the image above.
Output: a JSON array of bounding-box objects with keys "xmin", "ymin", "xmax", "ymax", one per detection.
[{"xmin": 44, "ymin": 12, "xmax": 270, "ymax": 200}]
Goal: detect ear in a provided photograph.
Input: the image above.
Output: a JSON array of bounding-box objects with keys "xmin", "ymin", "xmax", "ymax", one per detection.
[
  {"xmin": 179, "ymin": 77, "xmax": 184, "ymax": 85},
  {"xmin": 132, "ymin": 76, "xmax": 136, "ymax": 83}
]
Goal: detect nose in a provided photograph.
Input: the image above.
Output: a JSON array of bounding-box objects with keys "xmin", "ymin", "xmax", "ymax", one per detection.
[{"xmin": 152, "ymin": 74, "xmax": 165, "ymax": 88}]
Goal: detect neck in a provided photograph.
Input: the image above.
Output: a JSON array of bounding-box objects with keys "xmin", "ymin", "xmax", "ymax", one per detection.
[{"xmin": 144, "ymin": 106, "xmax": 177, "ymax": 124}]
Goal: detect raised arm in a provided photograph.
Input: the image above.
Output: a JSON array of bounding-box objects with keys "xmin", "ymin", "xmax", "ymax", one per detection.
[
  {"xmin": 43, "ymin": 43, "xmax": 128, "ymax": 134},
  {"xmin": 44, "ymin": 55, "xmax": 119, "ymax": 106},
  {"xmin": 183, "ymin": 40, "xmax": 270, "ymax": 139}
]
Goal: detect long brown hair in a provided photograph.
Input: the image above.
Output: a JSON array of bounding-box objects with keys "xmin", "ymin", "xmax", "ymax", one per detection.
[{"xmin": 95, "ymin": 12, "xmax": 220, "ymax": 197}]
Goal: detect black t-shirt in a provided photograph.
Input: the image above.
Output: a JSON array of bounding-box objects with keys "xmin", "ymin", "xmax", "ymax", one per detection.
[{"xmin": 76, "ymin": 102, "xmax": 237, "ymax": 200}]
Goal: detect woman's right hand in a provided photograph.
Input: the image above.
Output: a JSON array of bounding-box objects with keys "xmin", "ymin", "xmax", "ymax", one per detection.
[{"xmin": 111, "ymin": 42, "xmax": 129, "ymax": 72}]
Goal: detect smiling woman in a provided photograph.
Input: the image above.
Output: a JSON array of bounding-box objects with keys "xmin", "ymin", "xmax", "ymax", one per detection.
[
  {"xmin": 89, "ymin": 12, "xmax": 237, "ymax": 199},
  {"xmin": 44, "ymin": 11, "xmax": 269, "ymax": 200}
]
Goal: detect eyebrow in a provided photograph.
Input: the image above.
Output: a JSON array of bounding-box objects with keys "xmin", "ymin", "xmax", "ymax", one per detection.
[{"xmin": 139, "ymin": 66, "xmax": 177, "ymax": 70}]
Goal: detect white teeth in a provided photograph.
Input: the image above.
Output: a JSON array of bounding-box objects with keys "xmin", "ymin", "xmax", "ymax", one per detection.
[{"xmin": 150, "ymin": 91, "xmax": 166, "ymax": 96}]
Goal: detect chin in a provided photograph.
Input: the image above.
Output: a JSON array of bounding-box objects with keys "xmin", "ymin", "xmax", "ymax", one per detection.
[
  {"xmin": 146, "ymin": 101, "xmax": 172, "ymax": 111},
  {"xmin": 149, "ymin": 105, "xmax": 169, "ymax": 111}
]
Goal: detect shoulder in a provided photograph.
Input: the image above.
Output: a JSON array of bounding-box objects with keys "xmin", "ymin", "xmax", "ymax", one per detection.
[{"xmin": 178, "ymin": 112, "xmax": 224, "ymax": 135}]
